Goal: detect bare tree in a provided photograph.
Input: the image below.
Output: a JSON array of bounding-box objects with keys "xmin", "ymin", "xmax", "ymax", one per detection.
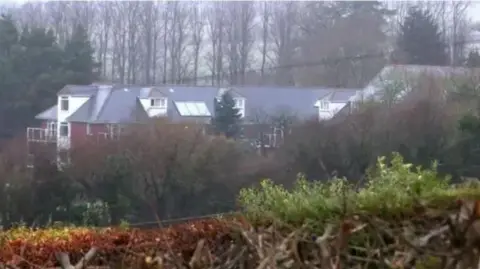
[
  {"xmin": 258, "ymin": 2, "xmax": 270, "ymax": 84},
  {"xmin": 96, "ymin": 2, "xmax": 113, "ymax": 80},
  {"xmin": 43, "ymin": 2, "xmax": 70, "ymax": 46},
  {"xmin": 190, "ymin": 2, "xmax": 205, "ymax": 85},
  {"xmin": 205, "ymin": 2, "xmax": 226, "ymax": 86},
  {"xmin": 269, "ymin": 2, "xmax": 299, "ymax": 86},
  {"xmin": 165, "ymin": 2, "xmax": 191, "ymax": 84},
  {"xmin": 295, "ymin": 2, "xmax": 388, "ymax": 87},
  {"xmin": 224, "ymin": 2, "xmax": 256, "ymax": 85},
  {"xmin": 450, "ymin": 1, "xmax": 470, "ymax": 65},
  {"xmin": 125, "ymin": 2, "xmax": 141, "ymax": 84},
  {"xmin": 139, "ymin": 1, "xmax": 160, "ymax": 84}
]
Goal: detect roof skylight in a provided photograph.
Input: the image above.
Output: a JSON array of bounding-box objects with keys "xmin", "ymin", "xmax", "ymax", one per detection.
[{"xmin": 174, "ymin": 101, "xmax": 211, "ymax": 117}]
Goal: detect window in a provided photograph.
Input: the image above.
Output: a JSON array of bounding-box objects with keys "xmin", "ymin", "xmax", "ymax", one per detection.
[
  {"xmin": 234, "ymin": 98, "xmax": 244, "ymax": 108},
  {"xmin": 107, "ymin": 124, "xmax": 117, "ymax": 135},
  {"xmin": 59, "ymin": 122, "xmax": 69, "ymax": 137},
  {"xmin": 107, "ymin": 124, "xmax": 124, "ymax": 139},
  {"xmin": 47, "ymin": 121, "xmax": 57, "ymax": 137},
  {"xmin": 60, "ymin": 96, "xmax": 69, "ymax": 111},
  {"xmin": 150, "ymin": 98, "xmax": 166, "ymax": 107},
  {"xmin": 319, "ymin": 100, "xmax": 329, "ymax": 111},
  {"xmin": 86, "ymin": 124, "xmax": 91, "ymax": 135}
]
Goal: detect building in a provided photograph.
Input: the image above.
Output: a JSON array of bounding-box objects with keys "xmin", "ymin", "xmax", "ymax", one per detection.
[
  {"xmin": 26, "ymin": 84, "xmax": 359, "ymax": 164},
  {"xmin": 353, "ymin": 64, "xmax": 480, "ymax": 102}
]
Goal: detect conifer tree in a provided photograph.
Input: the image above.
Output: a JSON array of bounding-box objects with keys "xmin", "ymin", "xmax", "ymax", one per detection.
[
  {"xmin": 63, "ymin": 24, "xmax": 99, "ymax": 84},
  {"xmin": 397, "ymin": 7, "xmax": 447, "ymax": 65},
  {"xmin": 466, "ymin": 50, "xmax": 480, "ymax": 68},
  {"xmin": 211, "ymin": 92, "xmax": 242, "ymax": 139}
]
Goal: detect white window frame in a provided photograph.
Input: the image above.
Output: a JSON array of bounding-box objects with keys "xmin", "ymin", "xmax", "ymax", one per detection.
[
  {"xmin": 318, "ymin": 100, "xmax": 330, "ymax": 111},
  {"xmin": 60, "ymin": 96, "xmax": 69, "ymax": 111},
  {"xmin": 86, "ymin": 123, "xmax": 92, "ymax": 135},
  {"xmin": 59, "ymin": 122, "xmax": 69, "ymax": 137},
  {"xmin": 234, "ymin": 98, "xmax": 244, "ymax": 108},
  {"xmin": 150, "ymin": 98, "xmax": 166, "ymax": 108},
  {"xmin": 47, "ymin": 121, "xmax": 57, "ymax": 137},
  {"xmin": 107, "ymin": 124, "xmax": 124, "ymax": 139}
]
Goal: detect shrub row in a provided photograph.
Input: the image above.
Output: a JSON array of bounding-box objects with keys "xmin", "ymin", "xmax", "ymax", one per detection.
[
  {"xmin": 0, "ymin": 218, "xmax": 243, "ymax": 268},
  {"xmin": 238, "ymin": 153, "xmax": 480, "ymax": 226}
]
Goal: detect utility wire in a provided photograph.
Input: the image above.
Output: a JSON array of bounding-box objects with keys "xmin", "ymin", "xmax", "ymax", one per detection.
[
  {"xmin": 132, "ymin": 52, "xmax": 388, "ymax": 86},
  {"xmin": 137, "ymin": 38, "xmax": 480, "ymax": 86}
]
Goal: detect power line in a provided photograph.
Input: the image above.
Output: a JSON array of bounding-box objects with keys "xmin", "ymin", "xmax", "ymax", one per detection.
[
  {"xmin": 131, "ymin": 52, "xmax": 388, "ymax": 85},
  {"xmin": 143, "ymin": 39, "xmax": 480, "ymax": 86}
]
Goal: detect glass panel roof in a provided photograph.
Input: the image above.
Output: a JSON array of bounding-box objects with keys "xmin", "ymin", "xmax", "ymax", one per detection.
[{"xmin": 174, "ymin": 101, "xmax": 211, "ymax": 117}]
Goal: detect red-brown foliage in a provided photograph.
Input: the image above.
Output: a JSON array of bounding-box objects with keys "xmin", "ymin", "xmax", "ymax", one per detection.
[{"xmin": 0, "ymin": 218, "xmax": 245, "ymax": 268}]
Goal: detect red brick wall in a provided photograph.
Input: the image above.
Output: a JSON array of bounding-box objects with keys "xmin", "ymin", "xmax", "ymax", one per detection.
[{"xmin": 70, "ymin": 123, "xmax": 107, "ymax": 148}]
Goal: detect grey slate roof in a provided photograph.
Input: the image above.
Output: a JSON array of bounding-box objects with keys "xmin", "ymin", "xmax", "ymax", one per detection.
[
  {"xmin": 35, "ymin": 105, "xmax": 57, "ymax": 120},
  {"xmin": 365, "ymin": 65, "xmax": 480, "ymax": 90},
  {"xmin": 58, "ymin": 85, "xmax": 98, "ymax": 96},
  {"xmin": 359, "ymin": 64, "xmax": 480, "ymax": 101},
  {"xmin": 37, "ymin": 84, "xmax": 359, "ymax": 124},
  {"xmin": 317, "ymin": 89, "xmax": 359, "ymax": 103}
]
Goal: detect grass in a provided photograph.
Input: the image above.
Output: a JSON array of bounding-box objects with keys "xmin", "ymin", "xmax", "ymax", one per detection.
[{"xmin": 238, "ymin": 152, "xmax": 480, "ymax": 226}]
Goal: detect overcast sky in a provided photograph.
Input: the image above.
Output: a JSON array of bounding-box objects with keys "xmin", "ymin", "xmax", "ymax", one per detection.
[
  {"xmin": 469, "ymin": 2, "xmax": 480, "ymax": 23},
  {"xmin": 2, "ymin": 0, "xmax": 480, "ymax": 24}
]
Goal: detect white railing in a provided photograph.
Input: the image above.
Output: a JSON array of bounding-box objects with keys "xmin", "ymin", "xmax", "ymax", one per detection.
[
  {"xmin": 57, "ymin": 136, "xmax": 71, "ymax": 149},
  {"xmin": 254, "ymin": 127, "xmax": 285, "ymax": 149},
  {"xmin": 97, "ymin": 131, "xmax": 121, "ymax": 141},
  {"xmin": 27, "ymin": 127, "xmax": 57, "ymax": 143}
]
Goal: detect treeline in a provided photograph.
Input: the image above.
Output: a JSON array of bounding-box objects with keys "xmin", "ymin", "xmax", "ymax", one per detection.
[
  {"xmin": 0, "ymin": 15, "xmax": 97, "ymax": 139},
  {"xmin": 1, "ymin": 76, "xmax": 480, "ymax": 228},
  {"xmin": 2, "ymin": 1, "xmax": 476, "ymax": 87}
]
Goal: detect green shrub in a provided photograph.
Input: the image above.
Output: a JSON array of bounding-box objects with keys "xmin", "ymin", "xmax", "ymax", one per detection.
[{"xmin": 238, "ymin": 152, "xmax": 477, "ymax": 225}]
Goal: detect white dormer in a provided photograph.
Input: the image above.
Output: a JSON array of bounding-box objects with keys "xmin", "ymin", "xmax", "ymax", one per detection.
[
  {"xmin": 150, "ymin": 97, "xmax": 167, "ymax": 108},
  {"xmin": 56, "ymin": 93, "xmax": 90, "ymax": 150},
  {"xmin": 139, "ymin": 87, "xmax": 168, "ymax": 117},
  {"xmin": 57, "ymin": 93, "xmax": 90, "ymax": 123},
  {"xmin": 314, "ymin": 98, "xmax": 342, "ymax": 121},
  {"xmin": 234, "ymin": 97, "xmax": 246, "ymax": 118},
  {"xmin": 315, "ymin": 99, "xmax": 330, "ymax": 111}
]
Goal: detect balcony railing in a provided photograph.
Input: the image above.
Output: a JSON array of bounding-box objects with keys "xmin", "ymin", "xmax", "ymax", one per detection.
[
  {"xmin": 27, "ymin": 127, "xmax": 57, "ymax": 143},
  {"xmin": 97, "ymin": 131, "xmax": 121, "ymax": 141},
  {"xmin": 254, "ymin": 127, "xmax": 285, "ymax": 149}
]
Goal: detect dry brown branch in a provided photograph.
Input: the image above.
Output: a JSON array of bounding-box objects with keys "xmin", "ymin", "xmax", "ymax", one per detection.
[
  {"xmin": 6, "ymin": 201, "xmax": 480, "ymax": 269},
  {"xmin": 55, "ymin": 247, "xmax": 97, "ymax": 269}
]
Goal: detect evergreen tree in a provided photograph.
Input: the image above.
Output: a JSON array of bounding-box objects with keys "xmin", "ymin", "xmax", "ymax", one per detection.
[
  {"xmin": 466, "ymin": 50, "xmax": 480, "ymax": 68},
  {"xmin": 18, "ymin": 27, "xmax": 65, "ymax": 125},
  {"xmin": 211, "ymin": 92, "xmax": 242, "ymax": 139},
  {"xmin": 0, "ymin": 15, "xmax": 21, "ymax": 138},
  {"xmin": 397, "ymin": 7, "xmax": 447, "ymax": 66},
  {"xmin": 0, "ymin": 18, "xmax": 101, "ymax": 138},
  {"xmin": 63, "ymin": 24, "xmax": 99, "ymax": 84},
  {"xmin": 0, "ymin": 15, "xmax": 19, "ymax": 58}
]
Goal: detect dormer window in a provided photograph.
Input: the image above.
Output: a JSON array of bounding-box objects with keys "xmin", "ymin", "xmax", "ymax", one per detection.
[
  {"xmin": 150, "ymin": 98, "xmax": 166, "ymax": 108},
  {"xmin": 60, "ymin": 96, "xmax": 69, "ymax": 111},
  {"xmin": 318, "ymin": 100, "xmax": 329, "ymax": 111},
  {"xmin": 234, "ymin": 98, "xmax": 244, "ymax": 108}
]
